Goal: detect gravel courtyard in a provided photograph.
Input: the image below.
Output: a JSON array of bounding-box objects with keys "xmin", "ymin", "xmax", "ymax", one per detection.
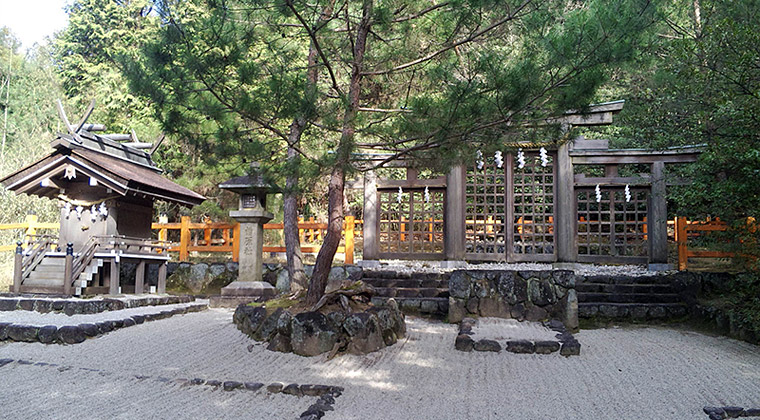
[{"xmin": 1, "ymin": 308, "xmax": 758, "ymax": 419}]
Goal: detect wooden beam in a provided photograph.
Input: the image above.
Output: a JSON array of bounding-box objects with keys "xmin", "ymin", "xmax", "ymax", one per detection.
[
  {"xmin": 376, "ymin": 179, "xmax": 447, "ymax": 189},
  {"xmin": 363, "ymin": 170, "xmax": 378, "ymax": 260},
  {"xmin": 444, "ymin": 165, "xmax": 465, "ymax": 260},
  {"xmin": 555, "ymin": 140, "xmax": 577, "ymax": 262},
  {"xmin": 574, "ymin": 174, "xmax": 652, "ymax": 186},
  {"xmin": 74, "ymin": 99, "xmax": 96, "ymax": 134},
  {"xmin": 571, "ymin": 154, "xmax": 700, "ymax": 164},
  {"xmin": 648, "ymin": 161, "xmax": 668, "ymax": 264}
]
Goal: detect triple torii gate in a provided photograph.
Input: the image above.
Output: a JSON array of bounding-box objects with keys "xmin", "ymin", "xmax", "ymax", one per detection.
[{"xmin": 358, "ymin": 101, "xmax": 702, "ymax": 269}]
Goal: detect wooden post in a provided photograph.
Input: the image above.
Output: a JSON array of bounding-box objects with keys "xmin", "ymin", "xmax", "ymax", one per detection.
[
  {"xmin": 157, "ymin": 214, "xmax": 168, "ymax": 254},
  {"xmin": 135, "ymin": 261, "xmax": 145, "ymax": 294},
  {"xmin": 64, "ymin": 243, "xmax": 73, "ymax": 295},
  {"xmin": 179, "ymin": 216, "xmax": 190, "ymax": 261},
  {"xmin": 344, "ymin": 215, "xmax": 355, "ymax": 265},
  {"xmin": 204, "ymin": 224, "xmax": 212, "ymax": 246},
  {"xmin": 555, "ymin": 140, "xmax": 577, "ymax": 262},
  {"xmin": 445, "ymin": 165, "xmax": 465, "ymax": 260},
  {"xmin": 298, "ymin": 216, "xmax": 305, "ymax": 242},
  {"xmin": 24, "ymin": 214, "xmax": 38, "ymax": 239},
  {"xmin": 232, "ymin": 223, "xmax": 240, "ymax": 262},
  {"xmin": 363, "ymin": 169, "xmax": 379, "ymax": 260},
  {"xmin": 649, "ymin": 161, "xmax": 668, "ymax": 265},
  {"xmin": 157, "ymin": 262, "xmax": 167, "ymax": 294},
  {"xmin": 676, "ymin": 216, "xmax": 688, "ymax": 271},
  {"xmin": 109, "ymin": 259, "xmax": 119, "ymax": 295},
  {"xmin": 13, "ymin": 241, "xmax": 22, "ymax": 293}
]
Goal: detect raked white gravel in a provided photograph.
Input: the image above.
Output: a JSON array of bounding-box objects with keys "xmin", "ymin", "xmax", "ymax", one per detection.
[{"xmin": 1, "ymin": 309, "xmax": 759, "ymax": 419}]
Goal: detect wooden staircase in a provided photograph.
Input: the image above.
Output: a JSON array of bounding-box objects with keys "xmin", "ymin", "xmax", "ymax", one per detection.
[{"xmin": 19, "ymin": 255, "xmax": 105, "ymax": 295}]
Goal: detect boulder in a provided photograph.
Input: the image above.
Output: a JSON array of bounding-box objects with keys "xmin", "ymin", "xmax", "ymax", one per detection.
[
  {"xmin": 560, "ymin": 339, "xmax": 581, "ymax": 356},
  {"xmin": 0, "ymin": 322, "xmax": 11, "ymax": 340},
  {"xmin": 506, "ymin": 340, "xmax": 535, "ymax": 354},
  {"xmin": 342, "ymin": 312, "xmax": 385, "ymax": 355},
  {"xmin": 57, "ymin": 326, "xmax": 86, "ymax": 344},
  {"xmin": 37, "ymin": 326, "xmax": 58, "ymax": 344},
  {"xmin": 455, "ymin": 334, "xmax": 474, "ymax": 352},
  {"xmin": 0, "ymin": 299, "xmax": 18, "ymax": 311},
  {"xmin": 234, "ymin": 305, "xmax": 268, "ymax": 337},
  {"xmin": 534, "ymin": 341, "xmax": 560, "ymax": 354},
  {"xmin": 448, "ymin": 298, "xmax": 467, "ymax": 324},
  {"xmin": 253, "ymin": 308, "xmax": 283, "ymax": 342},
  {"xmin": 275, "ymin": 269, "xmax": 291, "ymax": 292},
  {"xmin": 79, "ymin": 323, "xmax": 99, "ymax": 337},
  {"xmin": 473, "ymin": 339, "xmax": 501, "ymax": 352},
  {"xmin": 291, "ymin": 312, "xmax": 339, "ymax": 357},
  {"xmin": 448, "ymin": 271, "xmax": 471, "ymax": 299},
  {"xmin": 267, "ymin": 333, "xmax": 293, "ymax": 353},
  {"xmin": 7, "ymin": 324, "xmax": 38, "ymax": 342}
]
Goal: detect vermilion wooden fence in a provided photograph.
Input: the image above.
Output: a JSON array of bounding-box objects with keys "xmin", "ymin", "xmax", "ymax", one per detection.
[
  {"xmin": 151, "ymin": 216, "xmax": 359, "ymax": 264},
  {"xmin": 674, "ymin": 217, "xmax": 759, "ymax": 270}
]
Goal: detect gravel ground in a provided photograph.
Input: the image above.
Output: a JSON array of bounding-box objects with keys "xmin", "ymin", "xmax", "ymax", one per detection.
[
  {"xmin": 1, "ymin": 309, "xmax": 759, "ymax": 419},
  {"xmin": 469, "ymin": 317, "xmax": 558, "ymax": 342},
  {"xmin": 364, "ymin": 260, "xmax": 665, "ymax": 276},
  {"xmin": 0, "ymin": 300, "xmax": 208, "ymax": 327}
]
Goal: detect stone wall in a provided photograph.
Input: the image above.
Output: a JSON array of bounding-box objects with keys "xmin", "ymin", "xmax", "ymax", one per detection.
[
  {"xmin": 164, "ymin": 262, "xmax": 363, "ymax": 295},
  {"xmin": 448, "ymin": 270, "xmax": 578, "ymax": 331}
]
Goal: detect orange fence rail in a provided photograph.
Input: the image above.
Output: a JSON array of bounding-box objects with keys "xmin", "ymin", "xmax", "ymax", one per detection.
[
  {"xmin": 676, "ymin": 217, "xmax": 736, "ymax": 271},
  {"xmin": 0, "ymin": 215, "xmax": 60, "ymax": 252},
  {"xmin": 151, "ymin": 216, "xmax": 359, "ymax": 264}
]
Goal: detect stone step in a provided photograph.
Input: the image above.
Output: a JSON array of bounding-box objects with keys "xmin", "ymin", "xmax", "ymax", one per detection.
[
  {"xmin": 579, "ymin": 275, "xmax": 673, "ymax": 285},
  {"xmin": 363, "ymin": 278, "xmax": 449, "ymax": 289},
  {"xmin": 579, "ymin": 302, "xmax": 688, "ymax": 320},
  {"xmin": 362, "ymin": 270, "xmax": 450, "ymax": 282},
  {"xmin": 575, "ymin": 283, "xmax": 675, "ymax": 294},
  {"xmin": 578, "ymin": 293, "xmax": 683, "ymax": 304},
  {"xmin": 373, "ymin": 287, "xmax": 449, "ymax": 299},
  {"xmin": 371, "ymin": 296, "xmax": 448, "ymax": 317}
]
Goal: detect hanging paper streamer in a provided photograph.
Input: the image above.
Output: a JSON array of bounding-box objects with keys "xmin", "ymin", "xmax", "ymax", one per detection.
[
  {"xmin": 595, "ymin": 184, "xmax": 602, "ymax": 203},
  {"xmin": 624, "ymin": 184, "xmax": 631, "ymax": 203},
  {"xmin": 99, "ymin": 202, "xmax": 108, "ymax": 218},
  {"xmin": 397, "ymin": 186, "xmax": 403, "ymax": 204},
  {"xmin": 63, "ymin": 202, "xmax": 72, "ymax": 219},
  {"xmin": 476, "ymin": 150, "xmax": 484, "ymax": 170},
  {"xmin": 517, "ymin": 148, "xmax": 526, "ymax": 169},
  {"xmin": 424, "ymin": 186, "xmax": 430, "ymax": 203},
  {"xmin": 494, "ymin": 151, "xmax": 503, "ymax": 168},
  {"xmin": 539, "ymin": 147, "xmax": 549, "ymax": 167},
  {"xmin": 90, "ymin": 205, "xmax": 97, "ymax": 222},
  {"xmin": 75, "ymin": 205, "xmax": 84, "ymax": 220}
]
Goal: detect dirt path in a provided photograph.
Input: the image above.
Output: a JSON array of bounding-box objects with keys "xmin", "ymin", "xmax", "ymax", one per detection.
[{"xmin": 1, "ymin": 309, "xmax": 759, "ymax": 419}]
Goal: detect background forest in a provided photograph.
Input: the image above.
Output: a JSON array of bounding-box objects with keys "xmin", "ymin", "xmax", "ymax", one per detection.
[{"xmin": 0, "ymin": 0, "xmax": 757, "ymax": 308}]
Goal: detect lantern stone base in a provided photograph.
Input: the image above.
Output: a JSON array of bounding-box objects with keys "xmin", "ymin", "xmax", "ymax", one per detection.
[{"xmin": 210, "ymin": 281, "xmax": 277, "ymax": 308}]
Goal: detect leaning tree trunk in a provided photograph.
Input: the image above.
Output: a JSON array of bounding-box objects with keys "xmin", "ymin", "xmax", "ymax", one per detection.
[
  {"xmin": 283, "ymin": 125, "xmax": 307, "ymax": 292},
  {"xmin": 282, "ymin": 0, "xmax": 336, "ymax": 293},
  {"xmin": 306, "ymin": 0, "xmax": 373, "ymax": 305}
]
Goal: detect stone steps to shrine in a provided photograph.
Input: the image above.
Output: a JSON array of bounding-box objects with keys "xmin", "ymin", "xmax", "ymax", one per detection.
[
  {"xmin": 576, "ymin": 275, "xmax": 688, "ymax": 321},
  {"xmin": 362, "ymin": 270, "xmax": 450, "ymax": 318}
]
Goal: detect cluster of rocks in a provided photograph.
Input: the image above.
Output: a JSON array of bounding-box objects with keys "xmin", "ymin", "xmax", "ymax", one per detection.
[
  {"xmin": 448, "ymin": 270, "xmax": 578, "ymax": 331},
  {"xmin": 0, "ymin": 295, "xmax": 194, "ymax": 315},
  {"xmin": 0, "ymin": 303, "xmax": 207, "ymax": 345},
  {"xmin": 0, "ymin": 357, "xmax": 342, "ymax": 420},
  {"xmin": 166, "ymin": 262, "xmax": 363, "ymax": 295},
  {"xmin": 693, "ymin": 305, "xmax": 760, "ymax": 346},
  {"xmin": 233, "ymin": 299, "xmax": 405, "ymax": 357},
  {"xmin": 454, "ymin": 318, "xmax": 581, "ymax": 356},
  {"xmin": 704, "ymin": 406, "xmax": 760, "ymax": 420},
  {"xmin": 579, "ymin": 303, "xmax": 688, "ymax": 320}
]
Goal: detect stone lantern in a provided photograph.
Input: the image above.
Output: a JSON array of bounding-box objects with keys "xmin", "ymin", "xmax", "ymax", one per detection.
[{"xmin": 214, "ymin": 163, "xmax": 276, "ymax": 305}]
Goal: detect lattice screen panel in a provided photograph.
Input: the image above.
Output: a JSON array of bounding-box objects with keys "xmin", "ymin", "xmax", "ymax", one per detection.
[
  {"xmin": 577, "ymin": 187, "xmax": 648, "ymax": 262},
  {"xmin": 511, "ymin": 151, "xmax": 556, "ymax": 261},
  {"xmin": 378, "ymin": 188, "xmax": 445, "ymax": 258},
  {"xmin": 465, "ymin": 158, "xmax": 507, "ymax": 260}
]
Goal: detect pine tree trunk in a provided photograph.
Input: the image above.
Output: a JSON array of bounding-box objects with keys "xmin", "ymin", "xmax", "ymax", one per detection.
[
  {"xmin": 306, "ymin": 0, "xmax": 374, "ymax": 305},
  {"xmin": 283, "ymin": 124, "xmax": 307, "ymax": 292}
]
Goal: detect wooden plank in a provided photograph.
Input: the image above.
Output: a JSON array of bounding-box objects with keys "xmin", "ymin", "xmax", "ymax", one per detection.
[
  {"xmin": 677, "ymin": 216, "xmax": 688, "ymax": 271},
  {"xmin": 179, "ymin": 216, "xmax": 190, "ymax": 261},
  {"xmin": 571, "ymin": 139, "xmax": 609, "ymax": 150},
  {"xmin": 687, "ymin": 224, "xmax": 728, "ymax": 232},
  {"xmin": 574, "ymin": 175, "xmax": 652, "ymax": 186},
  {"xmin": 571, "ymin": 154, "xmax": 700, "ymax": 164},
  {"xmin": 444, "ymin": 165, "xmax": 465, "ymax": 260},
  {"xmin": 344, "ymin": 216, "xmax": 355, "ymax": 265},
  {"xmin": 556, "ymin": 140, "xmax": 577, "ymax": 262},
  {"xmin": 157, "ymin": 262, "xmax": 167, "ymax": 294},
  {"xmin": 648, "ymin": 162, "xmax": 668, "ymax": 264},
  {"xmin": 109, "ymin": 260, "xmax": 119, "ymax": 295},
  {"xmin": 363, "ymin": 169, "xmax": 379, "ymax": 260},
  {"xmin": 135, "ymin": 261, "xmax": 145, "ymax": 294},
  {"xmin": 376, "ymin": 179, "xmax": 447, "ymax": 189},
  {"xmin": 186, "ymin": 245, "xmax": 234, "ymax": 252},
  {"xmin": 687, "ymin": 251, "xmax": 734, "ymax": 258}
]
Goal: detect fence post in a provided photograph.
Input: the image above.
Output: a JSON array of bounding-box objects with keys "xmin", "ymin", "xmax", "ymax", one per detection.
[
  {"xmin": 24, "ymin": 214, "xmax": 38, "ymax": 240},
  {"xmin": 13, "ymin": 241, "xmax": 22, "ymax": 293},
  {"xmin": 345, "ymin": 216, "xmax": 354, "ymax": 265},
  {"xmin": 64, "ymin": 243, "xmax": 73, "ymax": 295},
  {"xmin": 179, "ymin": 216, "xmax": 190, "ymax": 261},
  {"xmin": 677, "ymin": 216, "xmax": 688, "ymax": 271},
  {"xmin": 232, "ymin": 223, "xmax": 240, "ymax": 263},
  {"xmin": 157, "ymin": 215, "xmax": 168, "ymax": 254}
]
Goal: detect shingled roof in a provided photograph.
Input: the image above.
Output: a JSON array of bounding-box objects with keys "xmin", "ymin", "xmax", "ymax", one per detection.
[{"xmin": 1, "ymin": 131, "xmax": 206, "ymax": 207}]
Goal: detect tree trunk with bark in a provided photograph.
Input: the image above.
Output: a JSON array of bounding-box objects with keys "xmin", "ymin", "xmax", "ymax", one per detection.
[{"xmin": 306, "ymin": 0, "xmax": 374, "ymax": 305}]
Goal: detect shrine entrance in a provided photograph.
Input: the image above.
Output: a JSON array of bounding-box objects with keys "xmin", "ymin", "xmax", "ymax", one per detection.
[{"xmin": 464, "ymin": 149, "xmax": 557, "ymax": 262}]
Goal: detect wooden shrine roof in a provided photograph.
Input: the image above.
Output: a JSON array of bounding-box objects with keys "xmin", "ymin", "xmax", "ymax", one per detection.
[{"xmin": 1, "ymin": 133, "xmax": 206, "ymax": 207}]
